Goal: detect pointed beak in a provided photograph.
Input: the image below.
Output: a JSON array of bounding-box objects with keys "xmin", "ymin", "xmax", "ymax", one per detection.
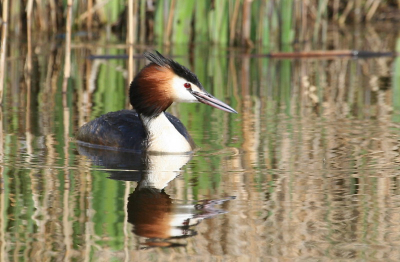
[{"xmin": 192, "ymin": 90, "xmax": 237, "ymax": 113}]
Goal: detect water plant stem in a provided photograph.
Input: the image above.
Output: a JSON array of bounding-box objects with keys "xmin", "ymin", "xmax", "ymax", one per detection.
[{"xmin": 0, "ymin": 0, "xmax": 9, "ymax": 104}]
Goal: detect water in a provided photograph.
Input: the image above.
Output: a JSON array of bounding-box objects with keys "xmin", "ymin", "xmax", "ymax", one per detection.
[{"xmin": 1, "ymin": 29, "xmax": 400, "ymax": 261}]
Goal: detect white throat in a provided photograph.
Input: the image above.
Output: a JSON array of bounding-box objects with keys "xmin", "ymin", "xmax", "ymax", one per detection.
[{"xmin": 140, "ymin": 112, "xmax": 192, "ymax": 153}]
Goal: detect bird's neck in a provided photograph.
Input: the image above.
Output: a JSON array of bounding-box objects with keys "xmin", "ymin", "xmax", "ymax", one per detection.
[{"xmin": 140, "ymin": 112, "xmax": 192, "ymax": 153}]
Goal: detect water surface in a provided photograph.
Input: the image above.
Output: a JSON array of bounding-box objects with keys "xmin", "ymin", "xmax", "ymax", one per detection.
[{"xmin": 1, "ymin": 27, "xmax": 400, "ymax": 261}]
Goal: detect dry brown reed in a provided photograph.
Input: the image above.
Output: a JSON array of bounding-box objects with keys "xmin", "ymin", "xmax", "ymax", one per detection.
[
  {"xmin": 127, "ymin": 0, "xmax": 135, "ymax": 82},
  {"xmin": 25, "ymin": 0, "xmax": 33, "ymax": 74},
  {"xmin": 87, "ymin": 0, "xmax": 94, "ymax": 38},
  {"xmin": 241, "ymin": 0, "xmax": 253, "ymax": 47},
  {"xmin": 164, "ymin": 0, "xmax": 176, "ymax": 46},
  {"xmin": 0, "ymin": 0, "xmax": 9, "ymax": 104}
]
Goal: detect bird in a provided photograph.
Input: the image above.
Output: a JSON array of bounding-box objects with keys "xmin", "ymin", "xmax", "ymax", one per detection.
[{"xmin": 76, "ymin": 51, "xmax": 237, "ymax": 153}]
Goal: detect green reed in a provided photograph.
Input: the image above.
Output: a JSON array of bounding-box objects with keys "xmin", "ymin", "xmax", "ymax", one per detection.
[{"xmin": 171, "ymin": 1, "xmax": 195, "ymax": 44}]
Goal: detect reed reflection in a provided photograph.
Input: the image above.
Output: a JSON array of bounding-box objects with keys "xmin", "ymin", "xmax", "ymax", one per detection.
[{"xmin": 77, "ymin": 145, "xmax": 234, "ymax": 249}]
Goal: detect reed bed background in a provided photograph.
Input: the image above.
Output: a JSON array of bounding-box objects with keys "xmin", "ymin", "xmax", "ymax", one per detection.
[{"xmin": 1, "ymin": 0, "xmax": 399, "ymax": 46}]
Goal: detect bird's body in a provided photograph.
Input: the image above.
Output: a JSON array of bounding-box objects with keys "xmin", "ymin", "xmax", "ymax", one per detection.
[
  {"xmin": 77, "ymin": 110, "xmax": 194, "ymax": 152},
  {"xmin": 76, "ymin": 51, "xmax": 236, "ymax": 153}
]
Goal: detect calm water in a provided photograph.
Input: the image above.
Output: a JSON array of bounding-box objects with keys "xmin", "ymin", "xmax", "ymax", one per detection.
[{"xmin": 1, "ymin": 27, "xmax": 400, "ymax": 261}]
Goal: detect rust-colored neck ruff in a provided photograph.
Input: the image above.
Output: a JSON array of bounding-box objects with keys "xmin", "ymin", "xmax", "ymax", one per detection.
[{"xmin": 130, "ymin": 64, "xmax": 174, "ymax": 117}]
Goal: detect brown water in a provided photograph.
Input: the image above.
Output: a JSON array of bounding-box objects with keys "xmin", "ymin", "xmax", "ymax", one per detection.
[{"xmin": 1, "ymin": 27, "xmax": 400, "ymax": 261}]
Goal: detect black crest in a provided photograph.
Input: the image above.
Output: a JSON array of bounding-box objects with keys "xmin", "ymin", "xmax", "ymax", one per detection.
[{"xmin": 143, "ymin": 51, "xmax": 203, "ymax": 89}]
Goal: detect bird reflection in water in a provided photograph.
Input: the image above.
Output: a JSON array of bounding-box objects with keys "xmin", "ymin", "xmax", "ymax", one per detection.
[{"xmin": 77, "ymin": 145, "xmax": 235, "ymax": 248}]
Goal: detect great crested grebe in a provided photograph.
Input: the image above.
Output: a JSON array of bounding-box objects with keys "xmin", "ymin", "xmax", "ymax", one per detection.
[{"xmin": 77, "ymin": 51, "xmax": 237, "ymax": 152}]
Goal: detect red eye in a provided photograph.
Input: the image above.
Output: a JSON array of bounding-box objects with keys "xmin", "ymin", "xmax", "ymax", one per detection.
[{"xmin": 184, "ymin": 83, "xmax": 191, "ymax": 89}]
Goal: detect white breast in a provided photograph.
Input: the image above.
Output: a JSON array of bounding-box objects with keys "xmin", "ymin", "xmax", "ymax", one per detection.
[{"xmin": 141, "ymin": 112, "xmax": 192, "ymax": 153}]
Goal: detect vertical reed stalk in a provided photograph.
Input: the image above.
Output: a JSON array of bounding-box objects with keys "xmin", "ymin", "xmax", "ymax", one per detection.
[
  {"xmin": 299, "ymin": 0, "xmax": 306, "ymax": 44},
  {"xmin": 127, "ymin": 0, "xmax": 135, "ymax": 82},
  {"xmin": 131, "ymin": 0, "xmax": 139, "ymax": 45},
  {"xmin": 209, "ymin": 0, "xmax": 228, "ymax": 44},
  {"xmin": 242, "ymin": 0, "xmax": 252, "ymax": 47},
  {"xmin": 26, "ymin": 0, "xmax": 34, "ymax": 74},
  {"xmin": 195, "ymin": 1, "xmax": 209, "ymax": 44},
  {"xmin": 164, "ymin": 0, "xmax": 176, "ymax": 46},
  {"xmin": 34, "ymin": 0, "xmax": 46, "ymax": 31},
  {"xmin": 0, "ymin": 0, "xmax": 9, "ymax": 104},
  {"xmin": 139, "ymin": 0, "xmax": 146, "ymax": 43},
  {"xmin": 49, "ymin": 0, "xmax": 57, "ymax": 33},
  {"xmin": 63, "ymin": 0, "xmax": 73, "ymax": 92},
  {"xmin": 87, "ymin": 0, "xmax": 93, "ymax": 37},
  {"xmin": 172, "ymin": 1, "xmax": 195, "ymax": 44},
  {"xmin": 255, "ymin": 0, "xmax": 264, "ymax": 45},
  {"xmin": 154, "ymin": 0, "xmax": 165, "ymax": 43},
  {"xmin": 281, "ymin": 0, "xmax": 294, "ymax": 48},
  {"xmin": 229, "ymin": 0, "xmax": 240, "ymax": 46}
]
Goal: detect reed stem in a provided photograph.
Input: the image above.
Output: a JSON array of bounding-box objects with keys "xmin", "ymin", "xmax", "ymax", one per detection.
[
  {"xmin": 87, "ymin": 0, "xmax": 93, "ymax": 37},
  {"xmin": 0, "ymin": 0, "xmax": 9, "ymax": 104},
  {"xmin": 165, "ymin": 0, "xmax": 176, "ymax": 46},
  {"xmin": 127, "ymin": 0, "xmax": 135, "ymax": 82},
  {"xmin": 229, "ymin": 0, "xmax": 240, "ymax": 46},
  {"xmin": 26, "ymin": 0, "xmax": 34, "ymax": 74},
  {"xmin": 242, "ymin": 0, "xmax": 252, "ymax": 47}
]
